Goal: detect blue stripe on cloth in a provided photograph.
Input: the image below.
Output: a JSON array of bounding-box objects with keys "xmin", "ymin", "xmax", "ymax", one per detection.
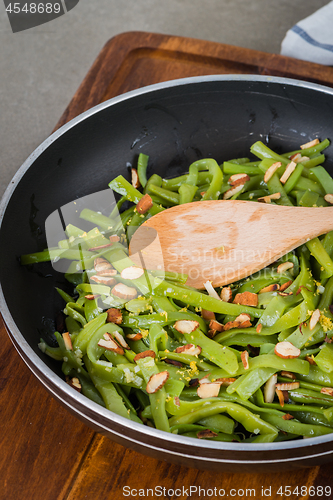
[{"xmin": 291, "ymin": 25, "xmax": 333, "ymax": 53}]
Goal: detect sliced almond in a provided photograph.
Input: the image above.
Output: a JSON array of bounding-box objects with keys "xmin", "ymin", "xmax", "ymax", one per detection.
[
  {"xmin": 257, "ymin": 192, "xmax": 281, "ymax": 204},
  {"xmin": 280, "ymin": 161, "xmax": 296, "ymax": 184},
  {"xmin": 164, "ymin": 358, "xmax": 183, "ymax": 367},
  {"xmin": 223, "ymin": 184, "xmax": 244, "ymax": 200},
  {"xmin": 275, "ymin": 387, "xmax": 285, "ymax": 407},
  {"xmin": 256, "ymin": 323, "xmax": 262, "ymax": 333},
  {"xmin": 290, "ymin": 153, "xmax": 302, "ymax": 162},
  {"xmin": 233, "ymin": 291, "xmax": 258, "ymax": 307},
  {"xmin": 264, "ymin": 373, "xmax": 277, "ymax": 403},
  {"xmin": 173, "ymin": 320, "xmax": 199, "ymax": 334},
  {"xmin": 199, "ymin": 375, "xmax": 211, "ymax": 385},
  {"xmin": 228, "ymin": 173, "xmax": 250, "ymax": 187},
  {"xmin": 280, "ymin": 371, "xmax": 296, "ymax": 379},
  {"xmin": 197, "ymin": 382, "xmax": 221, "ymax": 399},
  {"xmin": 209, "ymin": 319, "xmax": 224, "ymax": 332},
  {"xmin": 120, "ymin": 266, "xmax": 145, "ymax": 280},
  {"xmin": 324, "ymin": 194, "xmax": 333, "ymax": 205},
  {"xmin": 309, "ymin": 309, "xmax": 320, "ymax": 331},
  {"xmin": 215, "ymin": 377, "xmax": 237, "ymax": 386},
  {"xmin": 106, "ymin": 308, "xmax": 123, "ymax": 325},
  {"xmin": 111, "ymin": 283, "xmax": 137, "ymax": 300},
  {"xmin": 277, "ymin": 262, "xmax": 294, "ymax": 273},
  {"xmin": 197, "ymin": 429, "xmax": 218, "ymax": 439},
  {"xmin": 305, "ymin": 355, "xmax": 316, "ymax": 365},
  {"xmin": 85, "ymin": 294, "xmax": 100, "ymax": 300},
  {"xmin": 133, "ymin": 350, "xmax": 156, "ymax": 363},
  {"xmin": 126, "ymin": 332, "xmax": 142, "ymax": 341},
  {"xmin": 279, "ymin": 280, "xmax": 293, "ymax": 292},
  {"xmin": 203, "ymin": 280, "xmax": 221, "ymax": 300},
  {"xmin": 62, "ymin": 332, "xmax": 73, "ymax": 351},
  {"xmin": 94, "ymin": 257, "xmax": 113, "ymax": 273},
  {"xmin": 66, "ymin": 376, "xmax": 81, "ymax": 392},
  {"xmin": 235, "ymin": 313, "xmax": 252, "ymax": 328},
  {"xmin": 276, "ymin": 382, "xmax": 299, "ymax": 391},
  {"xmin": 259, "ymin": 283, "xmax": 280, "ymax": 294},
  {"xmin": 274, "ymin": 341, "xmax": 300, "ymax": 359},
  {"xmin": 207, "ymin": 329, "xmax": 218, "ymax": 339},
  {"xmin": 264, "ymin": 162, "xmax": 281, "ymax": 183},
  {"xmin": 90, "ymin": 275, "xmax": 117, "ymax": 286},
  {"xmin": 300, "ymin": 138, "xmax": 320, "ymax": 149},
  {"xmin": 98, "ymin": 332, "xmax": 124, "ymax": 354},
  {"xmin": 223, "ymin": 319, "xmax": 242, "ymax": 331},
  {"xmin": 282, "ymin": 414, "xmax": 294, "ymax": 420},
  {"xmin": 320, "ymin": 387, "xmax": 333, "ymax": 397},
  {"xmin": 174, "ymin": 343, "xmax": 202, "ymax": 356},
  {"xmin": 201, "ymin": 309, "xmax": 216, "ymax": 320},
  {"xmin": 220, "ymin": 286, "xmax": 233, "ymax": 302},
  {"xmin": 109, "ymin": 234, "xmax": 120, "ymax": 243},
  {"xmin": 96, "ymin": 269, "xmax": 117, "ymax": 277},
  {"xmin": 112, "ymin": 330, "xmax": 130, "ymax": 350},
  {"xmin": 241, "ymin": 350, "xmax": 249, "ymax": 370},
  {"xmin": 136, "ymin": 193, "xmax": 153, "ymax": 215},
  {"xmin": 131, "ymin": 167, "xmax": 141, "ymax": 189},
  {"xmin": 146, "ymin": 371, "xmax": 169, "ymax": 394}
]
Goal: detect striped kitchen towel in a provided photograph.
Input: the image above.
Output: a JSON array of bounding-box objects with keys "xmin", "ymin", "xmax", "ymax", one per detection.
[{"xmin": 281, "ymin": 1, "xmax": 333, "ymax": 65}]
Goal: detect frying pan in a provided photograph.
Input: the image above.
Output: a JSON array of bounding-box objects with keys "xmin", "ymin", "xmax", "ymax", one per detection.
[{"xmin": 1, "ymin": 75, "xmax": 333, "ymax": 472}]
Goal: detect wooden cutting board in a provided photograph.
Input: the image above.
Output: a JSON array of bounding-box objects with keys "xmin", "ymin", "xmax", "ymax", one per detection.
[{"xmin": 2, "ymin": 31, "xmax": 333, "ymax": 500}]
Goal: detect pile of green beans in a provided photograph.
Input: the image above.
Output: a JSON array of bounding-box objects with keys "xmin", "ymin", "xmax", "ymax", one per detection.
[{"xmin": 21, "ymin": 138, "xmax": 333, "ymax": 443}]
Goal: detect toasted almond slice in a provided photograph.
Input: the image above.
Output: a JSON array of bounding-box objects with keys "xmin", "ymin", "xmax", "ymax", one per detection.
[
  {"xmin": 201, "ymin": 309, "xmax": 216, "ymax": 320},
  {"xmin": 279, "ymin": 280, "xmax": 293, "ymax": 292},
  {"xmin": 220, "ymin": 286, "xmax": 233, "ymax": 302},
  {"xmin": 234, "ymin": 313, "xmax": 252, "ymax": 328},
  {"xmin": 290, "ymin": 153, "xmax": 302, "ymax": 162},
  {"xmin": 174, "ymin": 343, "xmax": 202, "ymax": 356},
  {"xmin": 276, "ymin": 382, "xmax": 299, "ymax": 391},
  {"xmin": 264, "ymin": 162, "xmax": 281, "ymax": 183},
  {"xmin": 136, "ymin": 193, "xmax": 153, "ymax": 215},
  {"xmin": 85, "ymin": 294, "xmax": 100, "ymax": 300},
  {"xmin": 233, "ymin": 291, "xmax": 258, "ymax": 307},
  {"xmin": 131, "ymin": 167, "xmax": 141, "ymax": 189},
  {"xmin": 305, "ymin": 355, "xmax": 316, "ymax": 365},
  {"xmin": 197, "ymin": 382, "xmax": 221, "ymax": 399},
  {"xmin": 215, "ymin": 377, "xmax": 237, "ymax": 386},
  {"xmin": 297, "ymin": 155, "xmax": 310, "ymax": 163},
  {"xmin": 278, "ymin": 291, "xmax": 293, "ymax": 296},
  {"xmin": 256, "ymin": 323, "xmax": 262, "ymax": 333},
  {"xmin": 264, "ymin": 373, "xmax": 277, "ymax": 403},
  {"xmin": 209, "ymin": 319, "xmax": 224, "ymax": 332},
  {"xmin": 164, "ymin": 358, "xmax": 183, "ymax": 368},
  {"xmin": 106, "ymin": 308, "xmax": 123, "ymax": 325},
  {"xmin": 280, "ymin": 161, "xmax": 296, "ymax": 184},
  {"xmin": 223, "ymin": 320, "xmax": 241, "ymax": 331},
  {"xmin": 207, "ymin": 329, "xmax": 218, "ymax": 338},
  {"xmin": 324, "ymin": 194, "xmax": 333, "ymax": 205},
  {"xmin": 257, "ymin": 192, "xmax": 281, "ymax": 204},
  {"xmin": 203, "ymin": 281, "xmax": 221, "ymax": 300},
  {"xmin": 126, "ymin": 332, "xmax": 142, "ymax": 341},
  {"xmin": 259, "ymin": 283, "xmax": 280, "ymax": 294},
  {"xmin": 197, "ymin": 429, "xmax": 218, "ymax": 439},
  {"xmin": 62, "ymin": 332, "xmax": 73, "ymax": 351},
  {"xmin": 133, "ymin": 350, "xmax": 156, "ymax": 362},
  {"xmin": 277, "ymin": 262, "xmax": 294, "ymax": 273},
  {"xmin": 309, "ymin": 309, "xmax": 320, "ymax": 331},
  {"xmin": 98, "ymin": 333, "xmax": 124, "ymax": 355},
  {"xmin": 90, "ymin": 275, "xmax": 117, "ymax": 286},
  {"xmin": 241, "ymin": 350, "xmax": 249, "ymax": 370},
  {"xmin": 94, "ymin": 257, "xmax": 113, "ymax": 273},
  {"xmin": 174, "ymin": 320, "xmax": 200, "ymax": 334},
  {"xmin": 274, "ymin": 341, "xmax": 300, "ymax": 359},
  {"xmin": 320, "ymin": 387, "xmax": 333, "ymax": 397},
  {"xmin": 199, "ymin": 375, "xmax": 211, "ymax": 384},
  {"xmin": 223, "ymin": 184, "xmax": 244, "ymax": 200},
  {"xmin": 88, "ymin": 243, "xmax": 113, "ymax": 251},
  {"xmin": 228, "ymin": 173, "xmax": 250, "ymax": 187},
  {"xmin": 66, "ymin": 376, "xmax": 81, "ymax": 392},
  {"xmin": 275, "ymin": 388, "xmax": 285, "ymax": 407},
  {"xmin": 300, "ymin": 138, "xmax": 320, "ymax": 149},
  {"xmin": 109, "ymin": 234, "xmax": 120, "ymax": 243},
  {"xmin": 111, "ymin": 283, "xmax": 137, "ymax": 300},
  {"xmin": 282, "ymin": 414, "xmax": 294, "ymax": 420},
  {"xmin": 280, "ymin": 371, "xmax": 296, "ymax": 379},
  {"xmin": 96, "ymin": 269, "xmax": 117, "ymax": 277},
  {"xmin": 112, "ymin": 330, "xmax": 130, "ymax": 350},
  {"xmin": 120, "ymin": 266, "xmax": 145, "ymax": 280},
  {"xmin": 146, "ymin": 371, "xmax": 169, "ymax": 394}
]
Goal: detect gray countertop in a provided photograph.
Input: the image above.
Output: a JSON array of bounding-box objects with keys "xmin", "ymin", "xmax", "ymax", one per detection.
[{"xmin": 0, "ymin": 0, "xmax": 329, "ymax": 199}]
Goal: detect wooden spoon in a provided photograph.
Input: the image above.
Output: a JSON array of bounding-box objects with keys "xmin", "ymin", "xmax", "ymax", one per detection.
[{"xmin": 129, "ymin": 200, "xmax": 332, "ymax": 289}]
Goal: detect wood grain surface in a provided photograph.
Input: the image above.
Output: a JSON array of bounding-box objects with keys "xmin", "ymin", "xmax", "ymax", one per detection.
[{"xmin": 2, "ymin": 32, "xmax": 333, "ymax": 500}]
